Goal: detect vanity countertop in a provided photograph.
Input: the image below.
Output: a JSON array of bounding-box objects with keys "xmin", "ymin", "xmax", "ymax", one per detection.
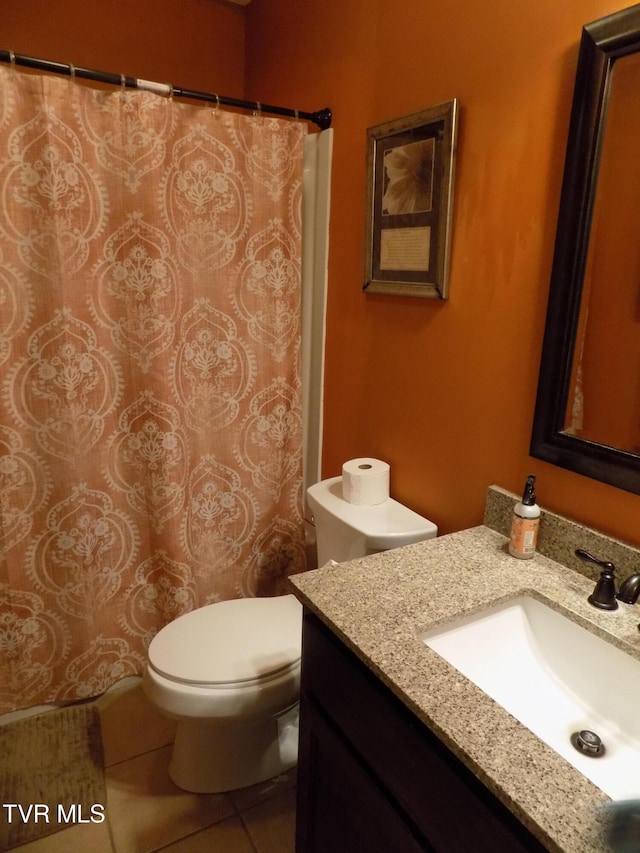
[{"xmin": 289, "ymin": 525, "xmax": 640, "ymax": 853}]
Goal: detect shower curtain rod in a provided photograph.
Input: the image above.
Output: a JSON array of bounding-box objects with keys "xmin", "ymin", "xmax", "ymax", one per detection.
[{"xmin": 0, "ymin": 49, "xmax": 332, "ymax": 130}]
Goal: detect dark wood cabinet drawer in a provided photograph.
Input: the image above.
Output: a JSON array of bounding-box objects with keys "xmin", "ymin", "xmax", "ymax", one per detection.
[
  {"xmin": 297, "ymin": 696, "xmax": 431, "ymax": 852},
  {"xmin": 296, "ymin": 611, "xmax": 546, "ymax": 853}
]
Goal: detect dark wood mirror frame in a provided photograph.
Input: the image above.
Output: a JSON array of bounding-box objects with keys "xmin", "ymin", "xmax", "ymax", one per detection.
[{"xmin": 530, "ymin": 3, "xmax": 640, "ymax": 495}]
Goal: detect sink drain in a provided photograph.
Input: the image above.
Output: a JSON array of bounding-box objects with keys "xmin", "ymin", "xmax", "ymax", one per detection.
[{"xmin": 571, "ymin": 730, "xmax": 605, "ymax": 757}]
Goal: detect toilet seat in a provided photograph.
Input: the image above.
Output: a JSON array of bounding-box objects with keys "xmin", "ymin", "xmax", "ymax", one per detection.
[{"xmin": 148, "ymin": 594, "xmax": 302, "ymax": 687}]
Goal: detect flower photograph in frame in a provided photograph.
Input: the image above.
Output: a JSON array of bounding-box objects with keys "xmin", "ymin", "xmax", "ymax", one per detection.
[{"xmin": 364, "ymin": 100, "xmax": 458, "ymax": 298}]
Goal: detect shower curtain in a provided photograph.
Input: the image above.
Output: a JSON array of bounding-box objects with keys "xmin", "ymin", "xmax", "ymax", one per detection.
[{"xmin": 0, "ymin": 66, "xmax": 309, "ymax": 714}]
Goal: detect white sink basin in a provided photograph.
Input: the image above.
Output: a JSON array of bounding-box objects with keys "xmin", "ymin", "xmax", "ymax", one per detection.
[{"xmin": 421, "ymin": 595, "xmax": 640, "ymax": 800}]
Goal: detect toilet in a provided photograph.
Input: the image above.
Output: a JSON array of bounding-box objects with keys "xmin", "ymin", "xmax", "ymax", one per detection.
[{"xmin": 143, "ymin": 474, "xmax": 437, "ymax": 793}]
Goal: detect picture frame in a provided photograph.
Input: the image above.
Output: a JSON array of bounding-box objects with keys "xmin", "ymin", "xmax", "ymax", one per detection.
[{"xmin": 364, "ymin": 100, "xmax": 458, "ymax": 299}]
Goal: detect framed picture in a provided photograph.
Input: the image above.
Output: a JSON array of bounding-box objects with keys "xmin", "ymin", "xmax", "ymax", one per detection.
[{"xmin": 364, "ymin": 100, "xmax": 458, "ymax": 299}]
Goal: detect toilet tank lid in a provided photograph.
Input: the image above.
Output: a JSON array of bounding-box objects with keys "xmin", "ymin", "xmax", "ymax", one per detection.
[
  {"xmin": 307, "ymin": 476, "xmax": 437, "ymax": 547},
  {"xmin": 148, "ymin": 594, "xmax": 303, "ymax": 685}
]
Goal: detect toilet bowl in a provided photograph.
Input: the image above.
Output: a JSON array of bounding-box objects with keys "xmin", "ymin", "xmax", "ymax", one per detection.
[
  {"xmin": 144, "ymin": 473, "xmax": 437, "ymax": 793},
  {"xmin": 144, "ymin": 594, "xmax": 302, "ymax": 793}
]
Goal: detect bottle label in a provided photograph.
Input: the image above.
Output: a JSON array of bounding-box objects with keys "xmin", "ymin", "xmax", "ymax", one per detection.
[{"xmin": 509, "ymin": 516, "xmax": 540, "ymax": 555}]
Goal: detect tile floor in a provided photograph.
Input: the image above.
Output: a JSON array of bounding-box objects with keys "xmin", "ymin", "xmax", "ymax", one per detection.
[{"xmin": 8, "ymin": 679, "xmax": 297, "ymax": 853}]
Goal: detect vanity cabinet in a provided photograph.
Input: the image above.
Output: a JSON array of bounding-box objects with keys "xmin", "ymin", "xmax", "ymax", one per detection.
[{"xmin": 296, "ymin": 611, "xmax": 547, "ymax": 853}]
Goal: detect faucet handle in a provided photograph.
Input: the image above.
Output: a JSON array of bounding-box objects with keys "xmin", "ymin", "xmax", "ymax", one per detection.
[
  {"xmin": 575, "ymin": 549, "xmax": 614, "ymax": 571},
  {"xmin": 575, "ymin": 549, "xmax": 618, "ymax": 611}
]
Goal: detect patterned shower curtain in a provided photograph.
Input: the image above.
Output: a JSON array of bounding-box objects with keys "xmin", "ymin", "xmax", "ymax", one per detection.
[{"xmin": 0, "ymin": 66, "xmax": 308, "ymax": 714}]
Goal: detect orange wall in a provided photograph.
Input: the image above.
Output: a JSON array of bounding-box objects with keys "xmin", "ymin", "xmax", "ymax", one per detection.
[
  {"xmin": 245, "ymin": 0, "xmax": 640, "ymax": 545},
  {"xmin": 2, "ymin": 0, "xmax": 246, "ymax": 95},
  {"xmin": 4, "ymin": 0, "xmax": 640, "ymax": 547}
]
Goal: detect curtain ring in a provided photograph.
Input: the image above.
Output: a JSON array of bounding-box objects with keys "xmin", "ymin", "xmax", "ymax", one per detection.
[
  {"xmin": 253, "ymin": 101, "xmax": 262, "ymax": 117},
  {"xmin": 294, "ymin": 109, "xmax": 299, "ymax": 121},
  {"xmin": 120, "ymin": 73, "xmax": 126, "ymax": 89},
  {"xmin": 6, "ymin": 51, "xmax": 16, "ymax": 78},
  {"xmin": 212, "ymin": 93, "xmax": 220, "ymax": 114},
  {"xmin": 68, "ymin": 63, "xmax": 75, "ymax": 78},
  {"xmin": 168, "ymin": 83, "xmax": 174, "ymax": 100}
]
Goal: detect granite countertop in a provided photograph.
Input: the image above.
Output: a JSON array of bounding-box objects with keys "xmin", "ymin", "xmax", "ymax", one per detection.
[{"xmin": 289, "ymin": 523, "xmax": 640, "ymax": 853}]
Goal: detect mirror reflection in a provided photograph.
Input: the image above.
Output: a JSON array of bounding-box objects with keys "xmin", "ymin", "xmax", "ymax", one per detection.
[{"xmin": 563, "ymin": 51, "xmax": 640, "ymax": 454}]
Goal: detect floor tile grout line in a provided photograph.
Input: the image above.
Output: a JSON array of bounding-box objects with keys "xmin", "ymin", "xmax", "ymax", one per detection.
[
  {"xmin": 106, "ymin": 812, "xmax": 118, "ymax": 853},
  {"xmin": 237, "ymin": 810, "xmax": 262, "ymax": 853},
  {"xmin": 101, "ymin": 739, "xmax": 175, "ymax": 771},
  {"xmin": 147, "ymin": 812, "xmax": 258, "ymax": 853}
]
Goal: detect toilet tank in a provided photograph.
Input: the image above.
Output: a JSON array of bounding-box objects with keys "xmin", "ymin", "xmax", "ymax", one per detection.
[{"xmin": 307, "ymin": 476, "xmax": 437, "ymax": 566}]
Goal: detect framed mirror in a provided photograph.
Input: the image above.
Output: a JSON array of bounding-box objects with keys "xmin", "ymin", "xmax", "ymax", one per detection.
[{"xmin": 530, "ymin": 3, "xmax": 640, "ymax": 495}]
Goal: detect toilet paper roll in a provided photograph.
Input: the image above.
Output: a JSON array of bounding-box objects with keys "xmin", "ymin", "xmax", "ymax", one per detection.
[{"xmin": 342, "ymin": 458, "xmax": 390, "ymax": 505}]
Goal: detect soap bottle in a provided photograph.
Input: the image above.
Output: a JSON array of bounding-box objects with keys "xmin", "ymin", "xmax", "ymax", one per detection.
[{"xmin": 508, "ymin": 474, "xmax": 540, "ymax": 560}]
